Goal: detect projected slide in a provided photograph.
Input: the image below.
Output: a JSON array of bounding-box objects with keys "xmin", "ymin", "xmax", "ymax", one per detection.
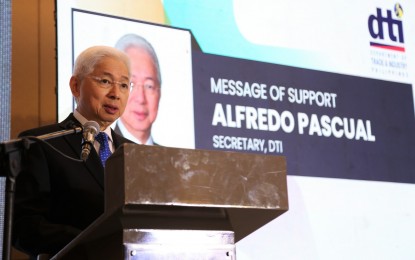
[
  {"xmin": 57, "ymin": 8, "xmax": 415, "ymax": 184},
  {"xmin": 55, "ymin": 1, "xmax": 415, "ymax": 259}
]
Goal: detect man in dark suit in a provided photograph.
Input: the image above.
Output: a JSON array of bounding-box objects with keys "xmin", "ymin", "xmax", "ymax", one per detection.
[{"xmin": 12, "ymin": 46, "xmax": 133, "ymax": 258}]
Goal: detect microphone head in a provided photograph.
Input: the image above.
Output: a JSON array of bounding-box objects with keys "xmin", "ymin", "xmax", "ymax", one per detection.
[
  {"xmin": 81, "ymin": 121, "xmax": 100, "ymax": 161},
  {"xmin": 82, "ymin": 121, "xmax": 100, "ymax": 138}
]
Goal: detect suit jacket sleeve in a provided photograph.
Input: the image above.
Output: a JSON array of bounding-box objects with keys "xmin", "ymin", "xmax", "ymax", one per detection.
[
  {"xmin": 12, "ymin": 115, "xmax": 105, "ymax": 257},
  {"xmin": 12, "ymin": 132, "xmax": 83, "ymax": 257},
  {"xmin": 12, "ymin": 116, "xmax": 133, "ymax": 258}
]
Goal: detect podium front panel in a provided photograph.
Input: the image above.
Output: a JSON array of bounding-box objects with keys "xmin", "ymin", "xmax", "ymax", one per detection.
[
  {"xmin": 52, "ymin": 145, "xmax": 288, "ymax": 258},
  {"xmin": 106, "ymin": 144, "xmax": 288, "ymax": 241},
  {"xmin": 106, "ymin": 144, "xmax": 288, "ymax": 210}
]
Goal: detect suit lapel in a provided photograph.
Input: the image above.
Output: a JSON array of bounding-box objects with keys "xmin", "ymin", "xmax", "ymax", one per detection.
[
  {"xmin": 111, "ymin": 128, "xmax": 129, "ymax": 148},
  {"xmin": 84, "ymin": 149, "xmax": 105, "ymax": 189}
]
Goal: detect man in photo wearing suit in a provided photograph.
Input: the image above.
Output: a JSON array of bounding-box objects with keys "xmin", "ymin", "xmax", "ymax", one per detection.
[
  {"xmin": 114, "ymin": 34, "xmax": 161, "ymax": 145},
  {"xmin": 12, "ymin": 46, "xmax": 133, "ymax": 258}
]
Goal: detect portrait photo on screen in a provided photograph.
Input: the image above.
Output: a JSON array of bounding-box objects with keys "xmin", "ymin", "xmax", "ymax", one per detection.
[{"xmin": 59, "ymin": 9, "xmax": 195, "ymax": 149}]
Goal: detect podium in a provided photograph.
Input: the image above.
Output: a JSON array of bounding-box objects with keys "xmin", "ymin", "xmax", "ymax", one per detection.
[{"xmin": 51, "ymin": 144, "xmax": 288, "ymax": 259}]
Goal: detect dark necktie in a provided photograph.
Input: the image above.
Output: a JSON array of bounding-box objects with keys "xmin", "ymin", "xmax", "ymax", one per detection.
[{"xmin": 95, "ymin": 132, "xmax": 112, "ymax": 167}]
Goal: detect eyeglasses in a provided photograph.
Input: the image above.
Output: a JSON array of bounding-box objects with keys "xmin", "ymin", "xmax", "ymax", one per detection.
[
  {"xmin": 88, "ymin": 76, "xmax": 133, "ymax": 93},
  {"xmin": 131, "ymin": 82, "xmax": 160, "ymax": 95}
]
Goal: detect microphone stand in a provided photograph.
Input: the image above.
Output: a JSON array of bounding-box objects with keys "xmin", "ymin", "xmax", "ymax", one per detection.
[{"xmin": 0, "ymin": 126, "xmax": 82, "ymax": 260}]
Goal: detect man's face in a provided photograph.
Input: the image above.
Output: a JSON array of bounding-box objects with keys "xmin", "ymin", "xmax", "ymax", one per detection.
[
  {"xmin": 121, "ymin": 47, "xmax": 161, "ymax": 134},
  {"xmin": 70, "ymin": 56, "xmax": 130, "ymax": 129}
]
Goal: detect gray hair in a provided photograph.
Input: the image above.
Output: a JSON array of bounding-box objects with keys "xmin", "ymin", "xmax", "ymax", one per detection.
[
  {"xmin": 73, "ymin": 45, "xmax": 131, "ymax": 79},
  {"xmin": 115, "ymin": 34, "xmax": 161, "ymax": 85}
]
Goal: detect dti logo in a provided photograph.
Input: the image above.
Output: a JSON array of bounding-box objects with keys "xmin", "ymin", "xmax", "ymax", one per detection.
[{"xmin": 368, "ymin": 4, "xmax": 405, "ymax": 52}]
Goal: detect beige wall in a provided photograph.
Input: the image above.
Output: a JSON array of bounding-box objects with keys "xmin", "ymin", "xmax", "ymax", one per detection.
[
  {"xmin": 11, "ymin": 0, "xmax": 55, "ymax": 257},
  {"xmin": 11, "ymin": 0, "xmax": 56, "ymax": 139}
]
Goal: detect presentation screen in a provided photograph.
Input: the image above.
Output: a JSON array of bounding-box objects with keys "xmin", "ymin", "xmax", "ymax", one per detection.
[
  {"xmin": 57, "ymin": 2, "xmax": 415, "ymax": 184},
  {"xmin": 56, "ymin": 1, "xmax": 415, "ymax": 259}
]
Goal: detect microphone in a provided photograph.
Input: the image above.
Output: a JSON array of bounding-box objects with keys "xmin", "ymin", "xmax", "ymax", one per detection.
[{"xmin": 81, "ymin": 121, "xmax": 100, "ymax": 161}]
